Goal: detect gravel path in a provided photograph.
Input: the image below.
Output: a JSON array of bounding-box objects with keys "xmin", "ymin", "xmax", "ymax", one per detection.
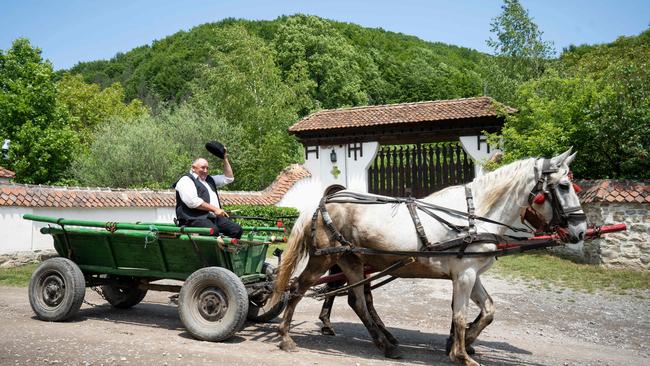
[{"xmin": 1, "ymin": 272, "xmax": 648, "ymax": 366}]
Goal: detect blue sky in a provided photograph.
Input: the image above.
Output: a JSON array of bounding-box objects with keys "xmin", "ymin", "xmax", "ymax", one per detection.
[{"xmin": 1, "ymin": 0, "xmax": 648, "ymax": 70}]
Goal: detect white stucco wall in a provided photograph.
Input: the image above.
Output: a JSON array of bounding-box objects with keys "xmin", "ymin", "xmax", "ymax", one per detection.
[
  {"xmin": 280, "ymin": 141, "xmax": 379, "ymax": 213},
  {"xmin": 0, "ymin": 206, "xmax": 174, "ymax": 254}
]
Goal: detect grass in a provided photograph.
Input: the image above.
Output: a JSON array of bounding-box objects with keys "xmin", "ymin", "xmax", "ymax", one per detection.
[
  {"xmin": 493, "ymin": 251, "xmax": 650, "ymax": 294},
  {"xmin": 0, "ymin": 263, "xmax": 38, "ymax": 287}
]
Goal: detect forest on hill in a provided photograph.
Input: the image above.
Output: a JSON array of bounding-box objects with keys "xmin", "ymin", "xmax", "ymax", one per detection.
[{"xmin": 1, "ymin": 1, "xmax": 648, "ymax": 190}]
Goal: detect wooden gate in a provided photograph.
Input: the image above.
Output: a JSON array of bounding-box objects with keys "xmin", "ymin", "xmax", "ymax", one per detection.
[{"xmin": 367, "ymin": 142, "xmax": 475, "ymax": 198}]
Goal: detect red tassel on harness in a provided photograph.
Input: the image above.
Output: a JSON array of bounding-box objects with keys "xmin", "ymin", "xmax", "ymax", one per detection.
[
  {"xmin": 572, "ymin": 183, "xmax": 582, "ymax": 193},
  {"xmin": 533, "ymin": 192, "xmax": 545, "ymax": 204}
]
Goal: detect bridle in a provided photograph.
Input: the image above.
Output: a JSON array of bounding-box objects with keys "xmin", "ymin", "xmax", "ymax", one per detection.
[{"xmin": 522, "ymin": 158, "xmax": 587, "ymax": 233}]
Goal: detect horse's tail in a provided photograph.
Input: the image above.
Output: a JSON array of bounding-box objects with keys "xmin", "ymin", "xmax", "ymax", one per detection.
[{"xmin": 272, "ymin": 207, "xmax": 314, "ymax": 302}]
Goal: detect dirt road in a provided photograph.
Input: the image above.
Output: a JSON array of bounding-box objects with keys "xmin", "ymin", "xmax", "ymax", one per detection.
[{"xmin": 1, "ymin": 273, "xmax": 648, "ymax": 366}]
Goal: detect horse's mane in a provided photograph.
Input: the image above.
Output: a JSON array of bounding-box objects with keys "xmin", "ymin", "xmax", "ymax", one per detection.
[{"xmin": 471, "ymin": 158, "xmax": 536, "ymax": 216}]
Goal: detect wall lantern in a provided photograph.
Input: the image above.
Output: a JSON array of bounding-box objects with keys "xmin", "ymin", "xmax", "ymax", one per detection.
[
  {"xmin": 330, "ymin": 149, "xmax": 337, "ymax": 163},
  {"xmin": 1, "ymin": 139, "xmax": 9, "ymax": 162}
]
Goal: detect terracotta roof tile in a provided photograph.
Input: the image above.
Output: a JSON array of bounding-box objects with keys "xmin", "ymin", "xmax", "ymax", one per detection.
[
  {"xmin": 289, "ymin": 96, "xmax": 516, "ymax": 133},
  {"xmin": 0, "ymin": 164, "xmax": 311, "ymax": 208},
  {"xmin": 576, "ymin": 179, "xmax": 650, "ymax": 204},
  {"xmin": 0, "ymin": 166, "xmax": 15, "ymax": 179}
]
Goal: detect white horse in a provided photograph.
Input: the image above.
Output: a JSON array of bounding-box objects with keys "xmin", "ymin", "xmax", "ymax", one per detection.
[{"xmin": 274, "ymin": 149, "xmax": 587, "ymax": 366}]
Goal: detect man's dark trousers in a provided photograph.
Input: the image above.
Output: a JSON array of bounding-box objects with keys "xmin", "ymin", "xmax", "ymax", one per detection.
[{"xmin": 182, "ymin": 216, "xmax": 243, "ymax": 239}]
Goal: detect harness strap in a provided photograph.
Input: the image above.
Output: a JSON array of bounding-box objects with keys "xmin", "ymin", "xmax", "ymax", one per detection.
[
  {"xmin": 406, "ymin": 199, "xmax": 430, "ymax": 250},
  {"xmin": 318, "ymin": 197, "xmax": 352, "ymax": 247}
]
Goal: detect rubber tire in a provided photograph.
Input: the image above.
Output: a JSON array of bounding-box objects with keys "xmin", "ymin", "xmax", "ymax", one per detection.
[
  {"xmin": 28, "ymin": 257, "xmax": 86, "ymax": 321},
  {"xmin": 247, "ymin": 263, "xmax": 288, "ymax": 323},
  {"xmin": 178, "ymin": 267, "xmax": 248, "ymax": 342},
  {"xmin": 101, "ymin": 280, "xmax": 148, "ymax": 309}
]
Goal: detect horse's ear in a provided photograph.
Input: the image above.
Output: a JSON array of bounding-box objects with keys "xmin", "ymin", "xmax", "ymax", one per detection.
[
  {"xmin": 550, "ymin": 147, "xmax": 573, "ymax": 167},
  {"xmin": 565, "ymin": 151, "xmax": 577, "ymax": 166}
]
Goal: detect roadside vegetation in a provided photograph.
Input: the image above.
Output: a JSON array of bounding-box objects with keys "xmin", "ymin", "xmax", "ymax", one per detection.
[
  {"xmin": 493, "ymin": 251, "xmax": 650, "ymax": 295},
  {"xmin": 0, "ymin": 263, "xmax": 37, "ymax": 287}
]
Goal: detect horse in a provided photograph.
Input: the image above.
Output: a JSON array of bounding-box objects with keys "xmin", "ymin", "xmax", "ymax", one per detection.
[{"xmin": 274, "ymin": 149, "xmax": 587, "ymax": 366}]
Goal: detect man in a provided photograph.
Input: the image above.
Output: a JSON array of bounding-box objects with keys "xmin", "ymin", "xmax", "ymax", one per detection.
[{"xmin": 174, "ymin": 149, "xmax": 243, "ymax": 238}]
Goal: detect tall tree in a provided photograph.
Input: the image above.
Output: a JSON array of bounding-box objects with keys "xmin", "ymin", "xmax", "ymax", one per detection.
[
  {"xmin": 0, "ymin": 39, "xmax": 80, "ymax": 184},
  {"xmin": 483, "ymin": 0, "xmax": 554, "ymax": 103}
]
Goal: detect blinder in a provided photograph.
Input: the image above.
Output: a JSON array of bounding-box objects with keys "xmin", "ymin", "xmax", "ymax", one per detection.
[{"xmin": 524, "ymin": 159, "xmax": 587, "ymax": 232}]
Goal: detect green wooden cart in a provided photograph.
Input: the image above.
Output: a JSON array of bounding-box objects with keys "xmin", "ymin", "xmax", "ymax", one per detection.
[{"xmin": 23, "ymin": 214, "xmax": 288, "ymax": 342}]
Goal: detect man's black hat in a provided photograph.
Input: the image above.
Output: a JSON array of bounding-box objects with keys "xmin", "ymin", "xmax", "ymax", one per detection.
[{"xmin": 205, "ymin": 141, "xmax": 226, "ymax": 159}]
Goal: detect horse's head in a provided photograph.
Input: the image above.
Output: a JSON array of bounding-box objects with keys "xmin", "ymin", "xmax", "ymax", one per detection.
[{"xmin": 527, "ymin": 148, "xmax": 587, "ymax": 244}]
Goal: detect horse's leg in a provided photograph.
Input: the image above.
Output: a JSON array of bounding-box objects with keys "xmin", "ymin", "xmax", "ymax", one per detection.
[
  {"xmin": 319, "ymin": 293, "xmax": 337, "ymax": 335},
  {"xmin": 449, "ymin": 268, "xmax": 479, "ymax": 366},
  {"xmin": 465, "ymin": 276, "xmax": 495, "ymax": 346},
  {"xmin": 319, "ymin": 265, "xmax": 344, "ymax": 336},
  {"xmin": 278, "ymin": 255, "xmax": 332, "ymax": 352},
  {"xmin": 337, "ymin": 255, "xmax": 402, "ymax": 359},
  {"xmin": 363, "ymin": 282, "xmax": 399, "ymax": 345}
]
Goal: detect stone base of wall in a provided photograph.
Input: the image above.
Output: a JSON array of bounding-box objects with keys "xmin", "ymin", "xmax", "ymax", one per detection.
[
  {"xmin": 552, "ymin": 202, "xmax": 649, "ymax": 271},
  {"xmin": 0, "ymin": 250, "xmax": 58, "ymax": 268}
]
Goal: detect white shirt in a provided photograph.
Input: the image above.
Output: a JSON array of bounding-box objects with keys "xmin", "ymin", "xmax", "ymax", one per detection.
[{"xmin": 175, "ymin": 171, "xmax": 234, "ymax": 209}]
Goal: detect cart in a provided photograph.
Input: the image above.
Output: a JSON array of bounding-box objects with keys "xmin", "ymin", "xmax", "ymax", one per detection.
[{"xmin": 23, "ymin": 214, "xmax": 288, "ymax": 342}]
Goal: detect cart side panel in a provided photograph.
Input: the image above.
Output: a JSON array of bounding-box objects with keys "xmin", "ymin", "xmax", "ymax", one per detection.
[{"xmin": 52, "ymin": 233, "xmax": 114, "ymax": 268}]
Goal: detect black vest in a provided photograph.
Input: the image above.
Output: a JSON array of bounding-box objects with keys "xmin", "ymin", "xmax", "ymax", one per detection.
[{"xmin": 174, "ymin": 173, "xmax": 221, "ymax": 220}]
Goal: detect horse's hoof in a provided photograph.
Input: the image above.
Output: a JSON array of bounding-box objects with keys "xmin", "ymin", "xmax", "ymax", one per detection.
[
  {"xmin": 321, "ymin": 326, "xmax": 336, "ymax": 336},
  {"xmin": 279, "ymin": 339, "xmax": 298, "ymax": 352},
  {"xmin": 445, "ymin": 337, "xmax": 475, "ymax": 356},
  {"xmin": 384, "ymin": 345, "xmax": 403, "ymax": 359}
]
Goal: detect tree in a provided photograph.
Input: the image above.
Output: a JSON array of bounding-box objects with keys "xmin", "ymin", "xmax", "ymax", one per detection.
[
  {"xmin": 483, "ymin": 0, "xmax": 554, "ymax": 103},
  {"xmin": 190, "ymin": 25, "xmax": 302, "ymax": 190},
  {"xmin": 0, "ymin": 38, "xmax": 81, "ymax": 184},
  {"xmin": 56, "ymin": 74, "xmax": 149, "ymax": 145},
  {"xmin": 273, "ymin": 15, "xmax": 375, "ymax": 109},
  {"xmin": 70, "ymin": 105, "xmax": 245, "ymax": 189}
]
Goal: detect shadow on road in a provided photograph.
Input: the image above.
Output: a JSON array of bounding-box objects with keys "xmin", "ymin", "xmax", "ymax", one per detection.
[{"xmin": 243, "ymin": 320, "xmax": 544, "ymax": 366}]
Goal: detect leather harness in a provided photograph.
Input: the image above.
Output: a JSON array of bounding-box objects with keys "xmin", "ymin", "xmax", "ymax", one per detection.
[{"xmin": 310, "ymin": 158, "xmax": 586, "ymax": 259}]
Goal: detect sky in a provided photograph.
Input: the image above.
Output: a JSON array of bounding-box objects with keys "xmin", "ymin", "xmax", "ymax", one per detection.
[{"xmin": 1, "ymin": 0, "xmax": 648, "ymax": 70}]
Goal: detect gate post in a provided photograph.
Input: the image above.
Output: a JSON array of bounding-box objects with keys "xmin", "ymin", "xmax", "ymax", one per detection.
[{"xmin": 459, "ymin": 135, "xmax": 501, "ymax": 178}]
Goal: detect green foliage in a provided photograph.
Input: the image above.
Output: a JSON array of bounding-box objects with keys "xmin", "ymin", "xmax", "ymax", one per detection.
[
  {"xmin": 0, "ymin": 39, "xmax": 82, "ymax": 184},
  {"xmin": 494, "ymin": 251, "xmax": 650, "ymax": 294},
  {"xmin": 70, "ymin": 105, "xmax": 245, "ymax": 188},
  {"xmin": 492, "ymin": 29, "xmax": 650, "ymax": 178},
  {"xmin": 483, "ymin": 0, "xmax": 554, "ymax": 104},
  {"xmin": 0, "ymin": 263, "xmax": 38, "ymax": 287},
  {"xmin": 225, "ymin": 204, "xmax": 300, "ymax": 230},
  {"xmin": 190, "ymin": 25, "xmax": 302, "ymax": 190},
  {"xmin": 56, "ymin": 74, "xmax": 149, "ymax": 145},
  {"xmin": 69, "ymin": 15, "xmax": 488, "ymax": 112}
]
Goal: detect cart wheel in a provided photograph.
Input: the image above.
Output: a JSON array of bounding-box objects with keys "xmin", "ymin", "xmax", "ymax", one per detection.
[
  {"xmin": 179, "ymin": 267, "xmax": 248, "ymax": 342},
  {"xmin": 28, "ymin": 257, "xmax": 86, "ymax": 321},
  {"xmin": 101, "ymin": 279, "xmax": 148, "ymax": 309},
  {"xmin": 247, "ymin": 263, "xmax": 288, "ymax": 323}
]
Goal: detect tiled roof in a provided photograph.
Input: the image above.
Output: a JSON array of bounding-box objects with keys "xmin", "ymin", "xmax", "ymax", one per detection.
[
  {"xmin": 0, "ymin": 166, "xmax": 15, "ymax": 179},
  {"xmin": 0, "ymin": 164, "xmax": 311, "ymax": 208},
  {"xmin": 220, "ymin": 164, "xmax": 311, "ymax": 205},
  {"xmin": 289, "ymin": 96, "xmax": 516, "ymax": 133},
  {"xmin": 576, "ymin": 179, "xmax": 650, "ymax": 204}
]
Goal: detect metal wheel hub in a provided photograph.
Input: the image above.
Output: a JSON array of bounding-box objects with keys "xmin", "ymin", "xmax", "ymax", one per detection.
[
  {"xmin": 42, "ymin": 274, "xmax": 65, "ymax": 307},
  {"xmin": 197, "ymin": 288, "xmax": 228, "ymax": 321}
]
